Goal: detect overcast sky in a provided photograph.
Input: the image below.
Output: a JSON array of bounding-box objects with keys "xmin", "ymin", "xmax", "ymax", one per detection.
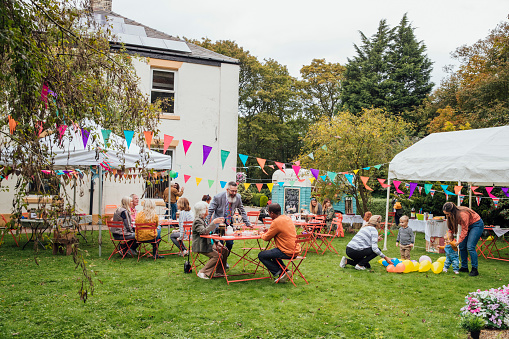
[{"xmin": 113, "ymin": 0, "xmax": 508, "ymax": 87}]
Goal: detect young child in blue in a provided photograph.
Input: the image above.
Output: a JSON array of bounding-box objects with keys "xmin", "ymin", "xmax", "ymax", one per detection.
[{"xmin": 438, "ymin": 232, "xmax": 459, "ymax": 274}]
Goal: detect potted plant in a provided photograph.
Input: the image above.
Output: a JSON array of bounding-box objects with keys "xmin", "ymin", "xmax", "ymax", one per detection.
[{"xmin": 460, "ymin": 313, "xmax": 485, "ymax": 339}]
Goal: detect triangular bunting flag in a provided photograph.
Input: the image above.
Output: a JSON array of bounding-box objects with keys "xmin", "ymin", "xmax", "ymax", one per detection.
[
  {"xmin": 493, "ymin": 198, "xmax": 499, "ymax": 208},
  {"xmin": 502, "ymin": 187, "xmax": 509, "ymax": 198},
  {"xmin": 424, "ymin": 184, "xmax": 433, "ymax": 195},
  {"xmin": 288, "ymin": 181, "xmax": 295, "ymax": 186},
  {"xmin": 418, "ymin": 186, "xmax": 422, "ymax": 194},
  {"xmin": 459, "ymin": 195, "xmax": 465, "ymax": 204},
  {"xmin": 310, "ymin": 168, "xmax": 319, "ymax": 180},
  {"xmin": 454, "ymin": 186, "xmax": 463, "ymax": 195},
  {"xmin": 485, "ymin": 187, "xmax": 497, "ymax": 199},
  {"xmin": 440, "ymin": 185, "xmax": 456, "ymax": 196},
  {"xmin": 208, "ymin": 179, "xmax": 214, "ymax": 188},
  {"xmin": 268, "ymin": 165, "xmax": 274, "ymax": 169},
  {"xmin": 344, "ymin": 174, "xmax": 355, "ymax": 186},
  {"xmin": 377, "ymin": 178, "xmax": 390, "ymax": 188},
  {"xmin": 360, "ymin": 176, "xmax": 373, "ymax": 191},
  {"xmin": 274, "ymin": 162, "xmax": 285, "ymax": 173},
  {"xmin": 393, "ymin": 180, "xmax": 404, "ymax": 194},
  {"xmin": 430, "ymin": 190, "xmax": 436, "ymax": 198},
  {"xmin": 244, "ymin": 183, "xmax": 250, "ymax": 190},
  {"xmin": 257, "ymin": 158, "xmax": 268, "ymax": 175},
  {"xmin": 221, "ymin": 150, "xmax": 230, "ymax": 169},
  {"xmin": 267, "ymin": 183, "xmax": 274, "ymax": 192},
  {"xmin": 36, "ymin": 121, "xmax": 43, "ymax": 136},
  {"xmin": 308, "ymin": 153, "xmax": 314, "ymax": 160},
  {"xmin": 220, "ymin": 181, "xmax": 227, "ymax": 189},
  {"xmin": 319, "ymin": 175, "xmax": 327, "ymax": 181},
  {"xmin": 58, "ymin": 125, "xmax": 67, "ymax": 140},
  {"xmin": 309, "ymin": 177, "xmax": 315, "ymax": 184},
  {"xmin": 238, "ymin": 154, "xmax": 249, "ymax": 166},
  {"xmin": 362, "ymin": 167, "xmax": 370, "ymax": 170},
  {"xmin": 353, "ymin": 169, "xmax": 359, "ymax": 175},
  {"xmin": 256, "ymin": 183, "xmax": 263, "ymax": 192},
  {"xmin": 476, "ymin": 196, "xmax": 481, "ymax": 206},
  {"xmin": 202, "ymin": 145, "xmax": 212, "ymax": 165},
  {"xmin": 408, "ymin": 182, "xmax": 418, "ymax": 198},
  {"xmin": 321, "ymin": 145, "xmax": 328, "ymax": 151},
  {"xmin": 124, "ymin": 130, "xmax": 134, "ymax": 149},
  {"xmin": 8, "ymin": 116, "xmax": 17, "ymax": 134},
  {"xmin": 195, "ymin": 177, "xmax": 202, "ymax": 186},
  {"xmin": 471, "ymin": 186, "xmax": 483, "ymax": 195},
  {"xmin": 184, "ymin": 174, "xmax": 191, "ymax": 183},
  {"xmin": 81, "ymin": 128, "xmax": 90, "ymax": 148},
  {"xmin": 374, "ymin": 164, "xmax": 382, "ymax": 170},
  {"xmin": 101, "ymin": 129, "xmax": 111, "ymax": 145},
  {"xmin": 182, "ymin": 139, "xmax": 192, "ymax": 155},
  {"xmin": 292, "ymin": 165, "xmax": 301, "ymax": 177},
  {"xmin": 327, "ymin": 171, "xmax": 337, "ymax": 182},
  {"xmin": 143, "ymin": 131, "xmax": 153, "ymax": 149},
  {"xmin": 278, "ymin": 182, "xmax": 285, "ymax": 187},
  {"xmin": 163, "ymin": 134, "xmax": 174, "ymax": 154},
  {"xmin": 295, "ymin": 161, "xmax": 300, "ymax": 166}
]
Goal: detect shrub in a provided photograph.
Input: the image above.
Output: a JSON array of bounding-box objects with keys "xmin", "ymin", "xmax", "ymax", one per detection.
[
  {"xmin": 460, "ymin": 285, "xmax": 509, "ymax": 329},
  {"xmin": 459, "ymin": 313, "xmax": 485, "ymax": 332},
  {"xmin": 251, "ymin": 193, "xmax": 262, "ymax": 206},
  {"xmin": 260, "ymin": 195, "xmax": 268, "ymax": 207},
  {"xmin": 238, "ymin": 184, "xmax": 252, "ymax": 205}
]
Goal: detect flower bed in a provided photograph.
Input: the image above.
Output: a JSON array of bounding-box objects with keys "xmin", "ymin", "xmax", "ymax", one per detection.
[{"xmin": 460, "ymin": 285, "xmax": 509, "ymax": 329}]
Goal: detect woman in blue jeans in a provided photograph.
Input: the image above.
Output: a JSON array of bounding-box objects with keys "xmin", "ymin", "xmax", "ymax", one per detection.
[{"xmin": 443, "ymin": 202, "xmax": 484, "ymax": 276}]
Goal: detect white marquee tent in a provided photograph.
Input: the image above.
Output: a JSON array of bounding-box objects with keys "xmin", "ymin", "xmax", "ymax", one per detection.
[{"xmin": 382, "ymin": 125, "xmax": 509, "ymax": 249}]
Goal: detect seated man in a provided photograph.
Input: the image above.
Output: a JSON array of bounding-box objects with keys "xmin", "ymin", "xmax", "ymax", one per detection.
[{"xmin": 258, "ymin": 203, "xmax": 300, "ymax": 283}]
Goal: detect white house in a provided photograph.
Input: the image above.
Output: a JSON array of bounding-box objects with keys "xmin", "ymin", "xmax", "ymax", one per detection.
[{"xmin": 0, "ymin": 1, "xmax": 240, "ymax": 221}]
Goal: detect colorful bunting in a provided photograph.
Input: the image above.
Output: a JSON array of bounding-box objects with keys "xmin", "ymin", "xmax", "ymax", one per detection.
[
  {"xmin": 321, "ymin": 145, "xmax": 328, "ymax": 151},
  {"xmin": 208, "ymin": 179, "xmax": 214, "ymax": 188},
  {"xmin": 309, "ymin": 177, "xmax": 315, "ymax": 184},
  {"xmin": 8, "ymin": 116, "xmax": 17, "ymax": 134},
  {"xmin": 182, "ymin": 139, "xmax": 192, "ymax": 155},
  {"xmin": 238, "ymin": 154, "xmax": 249, "ymax": 166},
  {"xmin": 274, "ymin": 161, "xmax": 285, "ymax": 173},
  {"xmin": 373, "ymin": 164, "xmax": 382, "ymax": 170},
  {"xmin": 292, "ymin": 165, "xmax": 301, "ymax": 177},
  {"xmin": 377, "ymin": 178, "xmax": 390, "ymax": 188},
  {"xmin": 58, "ymin": 125, "xmax": 67, "ymax": 140},
  {"xmin": 362, "ymin": 167, "xmax": 370, "ymax": 170},
  {"xmin": 485, "ymin": 187, "xmax": 497, "ymax": 199},
  {"xmin": 327, "ymin": 171, "xmax": 337, "ymax": 182},
  {"xmin": 392, "ymin": 180, "xmax": 404, "ymax": 194},
  {"xmin": 243, "ymin": 183, "xmax": 250, "ymax": 190},
  {"xmin": 294, "ymin": 161, "xmax": 300, "ymax": 166},
  {"xmin": 195, "ymin": 177, "xmax": 202, "ymax": 186},
  {"xmin": 319, "ymin": 175, "xmax": 327, "ymax": 181},
  {"xmin": 430, "ymin": 190, "xmax": 436, "ymax": 198},
  {"xmin": 256, "ymin": 183, "xmax": 263, "ymax": 192},
  {"xmin": 454, "ymin": 186, "xmax": 463, "ymax": 195},
  {"xmin": 163, "ymin": 134, "xmax": 174, "ymax": 154},
  {"xmin": 36, "ymin": 121, "xmax": 44, "ymax": 136},
  {"xmin": 257, "ymin": 158, "xmax": 268, "ymax": 175},
  {"xmin": 124, "ymin": 130, "xmax": 134, "ymax": 149},
  {"xmin": 184, "ymin": 174, "xmax": 191, "ymax": 183},
  {"xmin": 288, "ymin": 181, "xmax": 295, "ymax": 186},
  {"xmin": 471, "ymin": 186, "xmax": 483, "ymax": 195},
  {"xmin": 278, "ymin": 182, "xmax": 284, "ymax": 187},
  {"xmin": 360, "ymin": 176, "xmax": 373, "ymax": 191},
  {"xmin": 310, "ymin": 168, "xmax": 319, "ymax": 180},
  {"xmin": 353, "ymin": 169, "xmax": 359, "ymax": 175},
  {"xmin": 143, "ymin": 131, "xmax": 153, "ymax": 149},
  {"xmin": 493, "ymin": 198, "xmax": 499, "ymax": 208},
  {"xmin": 424, "ymin": 184, "xmax": 432, "ymax": 194},
  {"xmin": 440, "ymin": 185, "xmax": 456, "ymax": 196},
  {"xmin": 476, "ymin": 196, "xmax": 481, "ymax": 206},
  {"xmin": 202, "ymin": 145, "xmax": 212, "ymax": 165},
  {"xmin": 221, "ymin": 150, "xmax": 230, "ymax": 169},
  {"xmin": 308, "ymin": 153, "xmax": 314, "ymax": 160},
  {"xmin": 101, "ymin": 129, "xmax": 112, "ymax": 145},
  {"xmin": 344, "ymin": 174, "xmax": 355, "ymax": 186},
  {"xmin": 81, "ymin": 128, "xmax": 90, "ymax": 148},
  {"xmin": 220, "ymin": 181, "xmax": 227, "ymax": 189},
  {"xmin": 268, "ymin": 165, "xmax": 274, "ymax": 169},
  {"xmin": 459, "ymin": 195, "xmax": 465, "ymax": 204},
  {"xmin": 502, "ymin": 187, "xmax": 509, "ymax": 198},
  {"xmin": 418, "ymin": 186, "xmax": 422, "ymax": 194},
  {"xmin": 408, "ymin": 182, "xmax": 418, "ymax": 198},
  {"xmin": 267, "ymin": 183, "xmax": 274, "ymax": 192}
]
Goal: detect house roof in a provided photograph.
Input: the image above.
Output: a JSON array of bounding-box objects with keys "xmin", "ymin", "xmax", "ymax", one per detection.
[{"xmin": 93, "ymin": 10, "xmax": 239, "ymax": 66}]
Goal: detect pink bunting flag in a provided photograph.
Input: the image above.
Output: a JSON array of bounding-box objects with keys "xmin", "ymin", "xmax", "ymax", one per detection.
[
  {"xmin": 454, "ymin": 186, "xmax": 463, "ymax": 195},
  {"xmin": 476, "ymin": 196, "xmax": 481, "ymax": 206},
  {"xmin": 144, "ymin": 131, "xmax": 153, "ymax": 150},
  {"xmin": 408, "ymin": 182, "xmax": 418, "ymax": 198},
  {"xmin": 360, "ymin": 176, "xmax": 373, "ymax": 191},
  {"xmin": 184, "ymin": 174, "xmax": 191, "ymax": 183},
  {"xmin": 418, "ymin": 186, "xmax": 422, "ymax": 194},
  {"xmin": 493, "ymin": 198, "xmax": 500, "ymax": 208},
  {"xmin": 268, "ymin": 165, "xmax": 274, "ymax": 169},
  {"xmin": 257, "ymin": 158, "xmax": 268, "ymax": 175},
  {"xmin": 163, "ymin": 135, "xmax": 174, "ymax": 154},
  {"xmin": 255, "ymin": 183, "xmax": 263, "ymax": 192},
  {"xmin": 392, "ymin": 180, "xmax": 404, "ymax": 194},
  {"xmin": 292, "ymin": 165, "xmax": 301, "ymax": 177},
  {"xmin": 202, "ymin": 145, "xmax": 212, "ymax": 165},
  {"xmin": 502, "ymin": 187, "xmax": 509, "ymax": 198},
  {"xmin": 294, "ymin": 160, "xmax": 300, "ymax": 166},
  {"xmin": 182, "ymin": 139, "xmax": 192, "ymax": 155},
  {"xmin": 81, "ymin": 128, "xmax": 90, "ymax": 148},
  {"xmin": 377, "ymin": 178, "xmax": 391, "ymax": 188},
  {"xmin": 58, "ymin": 125, "xmax": 67, "ymax": 140},
  {"xmin": 274, "ymin": 161, "xmax": 285, "ymax": 173},
  {"xmin": 485, "ymin": 187, "xmax": 497, "ymax": 199},
  {"xmin": 471, "ymin": 186, "xmax": 483, "ymax": 195}
]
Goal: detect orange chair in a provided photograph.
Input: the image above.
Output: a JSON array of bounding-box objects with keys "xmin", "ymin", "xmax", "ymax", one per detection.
[
  {"xmin": 135, "ymin": 223, "xmax": 161, "ymax": 261},
  {"xmin": 0, "ymin": 215, "xmax": 19, "ymax": 247},
  {"xmin": 246, "ymin": 211, "xmax": 261, "ymax": 226},
  {"xmin": 317, "ymin": 220, "xmax": 340, "ymax": 255},
  {"xmin": 104, "ymin": 205, "xmax": 117, "ymax": 221},
  {"xmin": 275, "ymin": 233, "xmax": 312, "ymax": 286},
  {"xmin": 332, "ymin": 216, "xmax": 344, "ymax": 238},
  {"xmin": 180, "ymin": 221, "xmax": 193, "ymax": 255},
  {"xmin": 106, "ymin": 220, "xmax": 135, "ymax": 260}
]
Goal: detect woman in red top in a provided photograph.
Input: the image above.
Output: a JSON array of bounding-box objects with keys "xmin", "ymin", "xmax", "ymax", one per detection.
[{"xmin": 442, "ymin": 202, "xmax": 484, "ymax": 276}]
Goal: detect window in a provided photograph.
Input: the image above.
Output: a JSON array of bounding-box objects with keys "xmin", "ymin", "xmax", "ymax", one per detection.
[
  {"xmin": 345, "ymin": 197, "xmax": 353, "ymax": 214},
  {"xmin": 151, "ymin": 69, "xmax": 175, "ymax": 114},
  {"xmin": 28, "ymin": 176, "xmax": 60, "ymax": 196},
  {"xmin": 144, "ymin": 148, "xmax": 174, "ymax": 199}
]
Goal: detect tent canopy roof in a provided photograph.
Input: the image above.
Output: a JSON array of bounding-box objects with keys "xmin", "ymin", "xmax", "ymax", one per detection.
[{"xmin": 388, "ymin": 125, "xmax": 509, "ymax": 186}]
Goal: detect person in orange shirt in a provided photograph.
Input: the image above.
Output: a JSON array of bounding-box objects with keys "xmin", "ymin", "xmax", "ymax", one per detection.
[
  {"xmin": 443, "ymin": 202, "xmax": 484, "ymax": 276},
  {"xmin": 258, "ymin": 203, "xmax": 300, "ymax": 283}
]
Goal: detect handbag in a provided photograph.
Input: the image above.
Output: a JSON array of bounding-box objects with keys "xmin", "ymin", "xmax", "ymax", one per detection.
[{"xmin": 184, "ymin": 250, "xmax": 192, "ymax": 273}]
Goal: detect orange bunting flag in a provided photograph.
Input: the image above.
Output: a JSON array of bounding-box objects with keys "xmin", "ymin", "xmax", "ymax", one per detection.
[
  {"xmin": 256, "ymin": 183, "xmax": 263, "ymax": 192},
  {"xmin": 8, "ymin": 116, "xmax": 17, "ymax": 134},
  {"xmin": 143, "ymin": 131, "xmax": 153, "ymax": 149},
  {"xmin": 471, "ymin": 186, "xmax": 483, "ymax": 195},
  {"xmin": 256, "ymin": 158, "xmax": 268, "ymax": 175},
  {"xmin": 274, "ymin": 161, "xmax": 285, "ymax": 173},
  {"xmin": 377, "ymin": 178, "xmax": 391, "ymax": 188},
  {"xmin": 243, "ymin": 183, "xmax": 250, "ymax": 190},
  {"xmin": 360, "ymin": 176, "xmax": 373, "ymax": 191},
  {"xmin": 454, "ymin": 186, "xmax": 463, "ymax": 195},
  {"xmin": 163, "ymin": 134, "xmax": 174, "ymax": 154},
  {"xmin": 195, "ymin": 177, "xmax": 202, "ymax": 186},
  {"xmin": 266, "ymin": 183, "xmax": 274, "ymax": 192}
]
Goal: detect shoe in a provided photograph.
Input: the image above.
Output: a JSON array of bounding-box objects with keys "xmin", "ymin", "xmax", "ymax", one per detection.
[
  {"xmin": 181, "ymin": 250, "xmax": 189, "ymax": 257},
  {"xmin": 459, "ymin": 267, "xmax": 469, "ymax": 273},
  {"xmin": 128, "ymin": 249, "xmax": 137, "ymax": 256},
  {"xmin": 442, "ymin": 268, "xmax": 448, "ymax": 273},
  {"xmin": 153, "ymin": 255, "xmax": 164, "ymax": 259},
  {"xmin": 454, "ymin": 271, "xmax": 459, "ymax": 274},
  {"xmin": 225, "ymin": 263, "xmax": 230, "ymax": 270},
  {"xmin": 340, "ymin": 256, "xmax": 347, "ymax": 268},
  {"xmin": 275, "ymin": 272, "xmax": 289, "ymax": 283},
  {"xmin": 273, "ymin": 270, "xmax": 282, "ymax": 279},
  {"xmin": 213, "ymin": 272, "xmax": 224, "ymax": 278},
  {"xmin": 469, "ymin": 267, "xmax": 479, "ymax": 276},
  {"xmin": 355, "ymin": 264, "xmax": 366, "ymax": 271},
  {"xmin": 197, "ymin": 272, "xmax": 209, "ymax": 280}
]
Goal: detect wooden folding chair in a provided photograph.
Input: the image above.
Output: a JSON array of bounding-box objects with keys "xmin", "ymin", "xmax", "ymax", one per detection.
[
  {"xmin": 276, "ymin": 233, "xmax": 312, "ymax": 286},
  {"xmin": 135, "ymin": 223, "xmax": 161, "ymax": 261},
  {"xmin": 106, "ymin": 220, "xmax": 135, "ymax": 260}
]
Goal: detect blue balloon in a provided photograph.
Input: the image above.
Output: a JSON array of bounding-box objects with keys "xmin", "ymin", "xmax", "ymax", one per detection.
[
  {"xmin": 382, "ymin": 260, "xmax": 389, "ymax": 267},
  {"xmin": 392, "ymin": 258, "xmax": 401, "ymax": 266}
]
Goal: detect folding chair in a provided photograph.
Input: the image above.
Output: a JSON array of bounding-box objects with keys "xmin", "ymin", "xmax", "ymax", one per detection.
[
  {"xmin": 180, "ymin": 221, "xmax": 193, "ymax": 255},
  {"xmin": 104, "ymin": 205, "xmax": 117, "ymax": 222},
  {"xmin": 0, "ymin": 215, "xmax": 19, "ymax": 247},
  {"xmin": 332, "ymin": 216, "xmax": 344, "ymax": 237},
  {"xmin": 246, "ymin": 211, "xmax": 261, "ymax": 226},
  {"xmin": 276, "ymin": 233, "xmax": 312, "ymax": 286},
  {"xmin": 316, "ymin": 221, "xmax": 340, "ymax": 255},
  {"xmin": 135, "ymin": 223, "xmax": 161, "ymax": 261},
  {"xmin": 312, "ymin": 215, "xmax": 326, "ymax": 222},
  {"xmin": 106, "ymin": 220, "xmax": 135, "ymax": 260},
  {"xmin": 379, "ymin": 212, "xmax": 395, "ymax": 236}
]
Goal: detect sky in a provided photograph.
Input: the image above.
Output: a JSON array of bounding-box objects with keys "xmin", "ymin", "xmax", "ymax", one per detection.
[{"xmin": 113, "ymin": 0, "xmax": 508, "ymax": 88}]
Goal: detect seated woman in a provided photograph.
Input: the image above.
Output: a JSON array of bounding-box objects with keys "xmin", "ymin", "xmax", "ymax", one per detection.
[
  {"xmin": 112, "ymin": 196, "xmax": 138, "ymax": 256},
  {"xmin": 202, "ymin": 194, "xmax": 212, "ymax": 206},
  {"xmin": 340, "ymin": 215, "xmax": 393, "ymax": 270},
  {"xmin": 171, "ymin": 197, "xmax": 193, "ymax": 256},
  {"xmin": 191, "ymin": 201, "xmax": 227, "ymax": 279},
  {"xmin": 135, "ymin": 199, "xmax": 163, "ymax": 259},
  {"xmin": 309, "ymin": 197, "xmax": 323, "ymax": 215},
  {"xmin": 323, "ymin": 198, "xmax": 335, "ymax": 231}
]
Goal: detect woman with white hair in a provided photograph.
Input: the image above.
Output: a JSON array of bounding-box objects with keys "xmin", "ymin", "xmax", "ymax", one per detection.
[
  {"xmin": 112, "ymin": 196, "xmax": 138, "ymax": 256},
  {"xmin": 135, "ymin": 199, "xmax": 163, "ymax": 259},
  {"xmin": 340, "ymin": 215, "xmax": 393, "ymax": 270},
  {"xmin": 192, "ymin": 201, "xmax": 227, "ymax": 279}
]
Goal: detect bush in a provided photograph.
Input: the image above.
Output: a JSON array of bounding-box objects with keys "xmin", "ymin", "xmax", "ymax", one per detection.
[
  {"xmin": 260, "ymin": 195, "xmax": 268, "ymax": 207},
  {"xmin": 238, "ymin": 184, "xmax": 252, "ymax": 205},
  {"xmin": 251, "ymin": 193, "xmax": 262, "ymax": 206}
]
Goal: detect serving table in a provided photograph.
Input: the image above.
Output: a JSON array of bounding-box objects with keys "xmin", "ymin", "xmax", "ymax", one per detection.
[{"xmin": 477, "ymin": 226, "xmax": 509, "ymax": 261}]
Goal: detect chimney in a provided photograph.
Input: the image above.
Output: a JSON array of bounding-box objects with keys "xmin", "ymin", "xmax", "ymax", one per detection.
[{"xmin": 91, "ymin": 0, "xmax": 112, "ymax": 11}]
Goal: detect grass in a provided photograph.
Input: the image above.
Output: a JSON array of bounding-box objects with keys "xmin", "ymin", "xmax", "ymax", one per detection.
[{"xmin": 0, "ymin": 228, "xmax": 508, "ymax": 338}]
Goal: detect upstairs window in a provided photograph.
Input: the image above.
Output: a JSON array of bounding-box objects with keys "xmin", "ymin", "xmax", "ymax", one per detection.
[{"xmin": 151, "ymin": 69, "xmax": 175, "ymax": 114}]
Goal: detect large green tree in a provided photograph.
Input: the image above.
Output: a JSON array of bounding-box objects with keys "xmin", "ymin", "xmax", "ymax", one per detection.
[{"xmin": 340, "ymin": 15, "xmax": 433, "ymax": 116}]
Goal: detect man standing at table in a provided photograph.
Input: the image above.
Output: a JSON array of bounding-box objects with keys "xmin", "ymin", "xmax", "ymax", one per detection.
[
  {"xmin": 207, "ymin": 181, "xmax": 251, "ymax": 265},
  {"xmin": 164, "ymin": 182, "xmax": 184, "ymax": 220},
  {"xmin": 258, "ymin": 203, "xmax": 300, "ymax": 283}
]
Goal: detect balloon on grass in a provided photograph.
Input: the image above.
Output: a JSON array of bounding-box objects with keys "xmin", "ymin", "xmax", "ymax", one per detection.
[
  {"xmin": 436, "ymin": 257, "xmax": 446, "ymax": 264},
  {"xmin": 431, "ymin": 262, "xmax": 444, "ymax": 274},
  {"xmin": 395, "ymin": 263, "xmax": 406, "ymax": 273},
  {"xmin": 419, "ymin": 255, "xmax": 432, "ymax": 263},
  {"xmin": 419, "ymin": 260, "xmax": 432, "ymax": 272},
  {"xmin": 402, "ymin": 260, "xmax": 413, "ymax": 273}
]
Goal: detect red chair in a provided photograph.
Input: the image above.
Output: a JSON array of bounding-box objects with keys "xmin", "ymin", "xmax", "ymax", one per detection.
[
  {"xmin": 135, "ymin": 223, "xmax": 161, "ymax": 261},
  {"xmin": 1, "ymin": 215, "xmax": 19, "ymax": 247},
  {"xmin": 332, "ymin": 216, "xmax": 344, "ymax": 238},
  {"xmin": 246, "ymin": 211, "xmax": 261, "ymax": 226},
  {"xmin": 317, "ymin": 220, "xmax": 340, "ymax": 255},
  {"xmin": 106, "ymin": 220, "xmax": 135, "ymax": 260},
  {"xmin": 181, "ymin": 221, "xmax": 193, "ymax": 255},
  {"xmin": 275, "ymin": 233, "xmax": 312, "ymax": 286}
]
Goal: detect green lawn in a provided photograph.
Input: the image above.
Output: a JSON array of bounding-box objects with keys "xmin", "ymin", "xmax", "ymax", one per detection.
[{"xmin": 0, "ymin": 228, "xmax": 507, "ymax": 338}]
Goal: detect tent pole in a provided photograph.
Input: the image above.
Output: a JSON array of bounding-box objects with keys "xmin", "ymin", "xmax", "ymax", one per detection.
[
  {"xmin": 383, "ymin": 177, "xmax": 391, "ymax": 251},
  {"xmin": 98, "ymin": 166, "xmax": 103, "ymax": 257},
  {"xmin": 457, "ymin": 181, "xmax": 461, "ymax": 205},
  {"xmin": 468, "ymin": 182, "xmax": 472, "ymax": 208}
]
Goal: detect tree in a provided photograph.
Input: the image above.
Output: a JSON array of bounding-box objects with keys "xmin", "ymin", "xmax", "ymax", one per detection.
[
  {"xmin": 340, "ymin": 15, "xmax": 434, "ymax": 116},
  {"xmin": 0, "ymin": 0, "xmax": 159, "ymax": 301},
  {"xmin": 427, "ymin": 106, "xmax": 471, "ymax": 133},
  {"xmin": 298, "ymin": 58, "xmax": 345, "ymax": 120},
  {"xmin": 299, "ymin": 108, "xmax": 413, "ymax": 215}
]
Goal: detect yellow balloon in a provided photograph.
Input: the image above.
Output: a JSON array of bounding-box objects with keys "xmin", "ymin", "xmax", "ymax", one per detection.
[
  {"xmin": 431, "ymin": 262, "xmax": 443, "ymax": 274},
  {"xmin": 412, "ymin": 261, "xmax": 420, "ymax": 272},
  {"xmin": 378, "ymin": 258, "xmax": 385, "ymax": 265},
  {"xmin": 419, "ymin": 260, "xmax": 431, "ymax": 272},
  {"xmin": 402, "ymin": 260, "xmax": 413, "ymax": 273},
  {"xmin": 436, "ymin": 257, "xmax": 446, "ymax": 264}
]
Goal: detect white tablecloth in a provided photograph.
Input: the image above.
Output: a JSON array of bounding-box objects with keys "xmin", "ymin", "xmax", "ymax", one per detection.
[
  {"xmin": 342, "ymin": 215, "xmax": 364, "ymax": 225},
  {"xmin": 408, "ymin": 219, "xmax": 448, "ymax": 241},
  {"xmin": 493, "ymin": 228, "xmax": 509, "ymax": 237}
]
